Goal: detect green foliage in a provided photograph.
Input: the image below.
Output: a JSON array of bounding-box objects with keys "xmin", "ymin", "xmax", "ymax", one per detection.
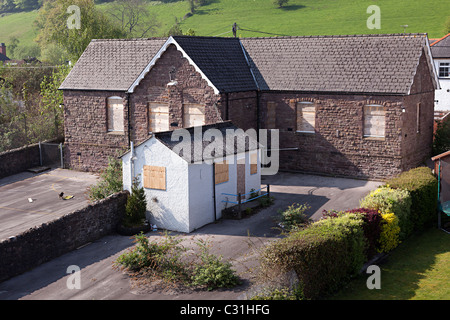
[
  {"xmin": 377, "ymin": 211, "xmax": 401, "ymax": 253},
  {"xmin": 35, "ymin": 0, "xmax": 126, "ymax": 61},
  {"xmin": 277, "ymin": 203, "xmax": 311, "ymax": 231},
  {"xmin": 360, "ymin": 186, "xmax": 412, "ymax": 240},
  {"xmin": 433, "ymin": 119, "xmax": 450, "ymax": 156},
  {"xmin": 251, "ymin": 284, "xmax": 304, "ymax": 300},
  {"xmin": 260, "ymin": 213, "xmax": 366, "ymax": 299},
  {"xmin": 88, "ymin": 156, "xmax": 123, "ymax": 201},
  {"xmin": 191, "ymin": 239, "xmax": 240, "ymax": 290},
  {"xmin": 115, "ymin": 232, "xmax": 188, "ymax": 282},
  {"xmin": 258, "ymin": 195, "xmax": 274, "ymax": 208},
  {"xmin": 115, "ymin": 234, "xmax": 240, "ymax": 290},
  {"xmin": 386, "ymin": 167, "xmax": 438, "ymax": 230},
  {"xmin": 123, "ymin": 176, "xmax": 147, "ymax": 227}
]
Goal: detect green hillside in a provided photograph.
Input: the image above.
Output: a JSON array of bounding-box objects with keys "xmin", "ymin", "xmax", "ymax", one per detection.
[{"xmin": 0, "ymin": 0, "xmax": 449, "ymax": 59}]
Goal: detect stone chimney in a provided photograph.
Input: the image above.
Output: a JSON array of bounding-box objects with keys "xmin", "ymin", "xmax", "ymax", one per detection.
[{"xmin": 0, "ymin": 43, "xmax": 5, "ymax": 56}]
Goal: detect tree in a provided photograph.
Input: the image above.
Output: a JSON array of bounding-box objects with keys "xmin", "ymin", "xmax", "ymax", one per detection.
[
  {"xmin": 273, "ymin": 0, "xmax": 289, "ymax": 8},
  {"xmin": 35, "ymin": 0, "xmax": 125, "ymax": 62},
  {"xmin": 433, "ymin": 119, "xmax": 450, "ymax": 156},
  {"xmin": 107, "ymin": 0, "xmax": 160, "ymax": 38},
  {"xmin": 39, "ymin": 64, "xmax": 71, "ymax": 140}
]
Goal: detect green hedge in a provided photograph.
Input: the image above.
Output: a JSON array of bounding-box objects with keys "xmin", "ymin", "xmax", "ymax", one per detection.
[
  {"xmin": 386, "ymin": 167, "xmax": 438, "ymax": 230},
  {"xmin": 260, "ymin": 213, "xmax": 366, "ymax": 299}
]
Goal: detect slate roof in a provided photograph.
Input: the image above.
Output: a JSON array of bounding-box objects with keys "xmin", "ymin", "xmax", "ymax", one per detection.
[
  {"xmin": 154, "ymin": 121, "xmax": 259, "ymax": 163},
  {"xmin": 240, "ymin": 33, "xmax": 431, "ymax": 94},
  {"xmin": 172, "ymin": 36, "xmax": 258, "ymax": 93},
  {"xmin": 430, "ymin": 34, "xmax": 450, "ymax": 58},
  {"xmin": 61, "ymin": 33, "xmax": 434, "ymax": 95},
  {"xmin": 59, "ymin": 38, "xmax": 166, "ymax": 91}
]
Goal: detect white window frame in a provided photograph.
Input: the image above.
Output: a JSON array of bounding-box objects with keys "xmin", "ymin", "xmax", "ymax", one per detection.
[
  {"xmin": 296, "ymin": 101, "xmax": 316, "ymax": 134},
  {"xmin": 439, "ymin": 62, "xmax": 450, "ymax": 78},
  {"xmin": 107, "ymin": 96, "xmax": 124, "ymax": 133}
]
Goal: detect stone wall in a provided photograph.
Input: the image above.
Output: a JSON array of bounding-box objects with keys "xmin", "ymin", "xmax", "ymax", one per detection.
[
  {"xmin": 259, "ymin": 92, "xmax": 405, "ymax": 179},
  {"xmin": 0, "ymin": 191, "xmax": 129, "ymax": 283},
  {"xmin": 0, "ymin": 143, "xmax": 40, "ymax": 179}
]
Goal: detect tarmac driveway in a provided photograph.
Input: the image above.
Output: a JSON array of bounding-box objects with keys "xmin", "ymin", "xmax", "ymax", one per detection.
[
  {"xmin": 0, "ymin": 168, "xmax": 99, "ymax": 241},
  {"xmin": 0, "ymin": 172, "xmax": 382, "ymax": 300}
]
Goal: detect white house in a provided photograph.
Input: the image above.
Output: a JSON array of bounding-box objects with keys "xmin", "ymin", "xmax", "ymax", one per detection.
[
  {"xmin": 431, "ymin": 34, "xmax": 450, "ymax": 113},
  {"xmin": 121, "ymin": 122, "xmax": 261, "ymax": 233}
]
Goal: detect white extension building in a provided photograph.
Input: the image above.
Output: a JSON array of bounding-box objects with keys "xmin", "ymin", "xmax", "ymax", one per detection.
[
  {"xmin": 121, "ymin": 122, "xmax": 261, "ymax": 233},
  {"xmin": 431, "ymin": 34, "xmax": 450, "ymax": 113}
]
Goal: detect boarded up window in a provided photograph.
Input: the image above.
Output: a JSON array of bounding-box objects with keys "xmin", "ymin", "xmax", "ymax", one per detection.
[
  {"xmin": 364, "ymin": 105, "xmax": 385, "ymax": 138},
  {"xmin": 143, "ymin": 165, "xmax": 166, "ymax": 190},
  {"xmin": 214, "ymin": 160, "xmax": 229, "ymax": 184},
  {"xmin": 250, "ymin": 152, "xmax": 258, "ymax": 175},
  {"xmin": 297, "ymin": 102, "xmax": 315, "ymax": 133},
  {"xmin": 107, "ymin": 97, "xmax": 124, "ymax": 132},
  {"xmin": 149, "ymin": 102, "xmax": 169, "ymax": 133},
  {"xmin": 183, "ymin": 104, "xmax": 205, "ymax": 127},
  {"xmin": 267, "ymin": 101, "xmax": 277, "ymax": 129}
]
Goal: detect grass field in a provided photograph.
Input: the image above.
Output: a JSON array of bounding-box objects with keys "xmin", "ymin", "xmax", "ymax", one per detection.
[
  {"xmin": 0, "ymin": 0, "xmax": 449, "ymax": 56},
  {"xmin": 331, "ymin": 227, "xmax": 450, "ymax": 300}
]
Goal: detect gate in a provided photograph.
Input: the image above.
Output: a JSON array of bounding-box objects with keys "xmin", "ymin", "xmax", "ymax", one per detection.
[{"xmin": 39, "ymin": 142, "xmax": 64, "ymax": 168}]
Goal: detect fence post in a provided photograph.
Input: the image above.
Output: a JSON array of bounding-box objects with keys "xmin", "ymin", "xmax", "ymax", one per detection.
[
  {"xmin": 59, "ymin": 143, "xmax": 64, "ymax": 169},
  {"xmin": 38, "ymin": 141, "xmax": 42, "ymax": 166},
  {"xmin": 267, "ymin": 184, "xmax": 270, "ymax": 198},
  {"xmin": 238, "ymin": 193, "xmax": 242, "ymax": 220}
]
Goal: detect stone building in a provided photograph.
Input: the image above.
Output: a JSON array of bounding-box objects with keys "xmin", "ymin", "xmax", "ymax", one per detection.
[{"xmin": 60, "ymin": 33, "xmax": 439, "ymax": 179}]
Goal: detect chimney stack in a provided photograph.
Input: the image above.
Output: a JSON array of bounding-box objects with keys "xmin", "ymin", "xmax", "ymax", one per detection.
[{"xmin": 0, "ymin": 43, "xmax": 5, "ymax": 56}]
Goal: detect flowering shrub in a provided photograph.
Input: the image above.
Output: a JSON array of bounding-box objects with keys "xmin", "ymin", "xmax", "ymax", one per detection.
[
  {"xmin": 377, "ymin": 211, "xmax": 401, "ymax": 253},
  {"xmin": 360, "ymin": 186, "xmax": 412, "ymax": 240}
]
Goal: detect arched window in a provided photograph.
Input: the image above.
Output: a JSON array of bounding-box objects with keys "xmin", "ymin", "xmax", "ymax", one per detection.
[{"xmin": 107, "ymin": 96, "xmax": 124, "ymax": 132}]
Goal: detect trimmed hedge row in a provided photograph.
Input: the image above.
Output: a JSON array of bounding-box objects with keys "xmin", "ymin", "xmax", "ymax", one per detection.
[
  {"xmin": 259, "ymin": 166, "xmax": 438, "ymax": 300},
  {"xmin": 386, "ymin": 167, "xmax": 438, "ymax": 230}
]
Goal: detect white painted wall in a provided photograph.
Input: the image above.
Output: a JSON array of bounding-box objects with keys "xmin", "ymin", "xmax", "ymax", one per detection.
[
  {"xmin": 123, "ymin": 138, "xmax": 191, "ymax": 233},
  {"xmin": 433, "ymin": 58, "xmax": 450, "ymax": 111},
  {"xmin": 122, "ymin": 139, "xmax": 262, "ymax": 233},
  {"xmin": 187, "ymin": 163, "xmax": 215, "ymax": 232}
]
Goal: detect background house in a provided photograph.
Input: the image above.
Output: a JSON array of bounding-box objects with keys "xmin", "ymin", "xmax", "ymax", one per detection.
[
  {"xmin": 61, "ymin": 33, "xmax": 438, "ymax": 180},
  {"xmin": 431, "ymin": 34, "xmax": 450, "ymax": 114},
  {"xmin": 121, "ymin": 122, "xmax": 261, "ymax": 233}
]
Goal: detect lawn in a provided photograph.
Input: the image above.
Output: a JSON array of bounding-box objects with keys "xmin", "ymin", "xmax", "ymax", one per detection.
[
  {"xmin": 1, "ymin": 0, "xmax": 449, "ymax": 52},
  {"xmin": 331, "ymin": 227, "xmax": 450, "ymax": 300}
]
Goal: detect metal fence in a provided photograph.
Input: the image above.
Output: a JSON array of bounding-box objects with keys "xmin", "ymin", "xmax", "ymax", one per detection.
[
  {"xmin": 39, "ymin": 142, "xmax": 63, "ymax": 168},
  {"xmin": 221, "ymin": 185, "xmax": 270, "ymax": 219}
]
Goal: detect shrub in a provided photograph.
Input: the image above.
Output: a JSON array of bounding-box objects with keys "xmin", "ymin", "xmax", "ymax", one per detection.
[
  {"xmin": 123, "ymin": 176, "xmax": 147, "ymax": 227},
  {"xmin": 345, "ymin": 208, "xmax": 382, "ymax": 259},
  {"xmin": 360, "ymin": 186, "xmax": 412, "ymax": 240},
  {"xmin": 260, "ymin": 213, "xmax": 366, "ymax": 299},
  {"xmin": 115, "ymin": 232, "xmax": 188, "ymax": 282},
  {"xmin": 191, "ymin": 240, "xmax": 240, "ymax": 291},
  {"xmin": 278, "ymin": 203, "xmax": 311, "ymax": 231},
  {"xmin": 386, "ymin": 167, "xmax": 438, "ymax": 230},
  {"xmin": 88, "ymin": 156, "xmax": 123, "ymax": 201},
  {"xmin": 377, "ymin": 211, "xmax": 401, "ymax": 253}
]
